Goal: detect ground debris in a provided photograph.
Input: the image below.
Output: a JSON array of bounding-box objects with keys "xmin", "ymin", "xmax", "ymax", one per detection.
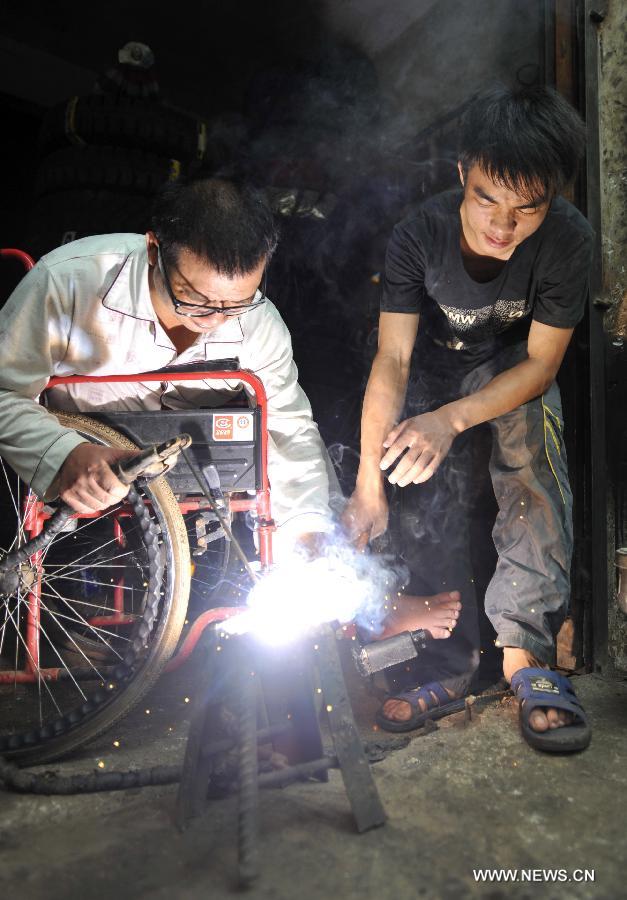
[{"xmin": 362, "ymin": 735, "xmax": 411, "ymax": 762}]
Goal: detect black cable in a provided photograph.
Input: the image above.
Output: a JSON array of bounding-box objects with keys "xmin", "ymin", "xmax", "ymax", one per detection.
[
  {"xmin": 0, "ymin": 735, "xmax": 411, "ymax": 796},
  {"xmin": 0, "ymin": 755, "xmax": 181, "ymax": 794},
  {"xmin": 180, "ymin": 447, "xmax": 260, "ymax": 585}
]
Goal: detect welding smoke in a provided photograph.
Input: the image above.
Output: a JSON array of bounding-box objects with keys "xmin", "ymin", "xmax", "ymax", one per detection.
[{"xmin": 223, "ymin": 531, "xmax": 408, "ymax": 645}]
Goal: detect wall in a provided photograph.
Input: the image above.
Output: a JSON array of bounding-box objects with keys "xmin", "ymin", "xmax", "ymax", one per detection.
[{"xmin": 599, "ymin": 0, "xmax": 627, "ymax": 670}]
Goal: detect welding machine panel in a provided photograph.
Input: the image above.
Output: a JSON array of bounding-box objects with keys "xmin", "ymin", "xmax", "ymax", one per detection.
[{"xmin": 90, "ymin": 408, "xmax": 261, "ymax": 493}]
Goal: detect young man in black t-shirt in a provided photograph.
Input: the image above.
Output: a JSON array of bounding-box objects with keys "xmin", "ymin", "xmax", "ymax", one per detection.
[{"xmin": 344, "ymin": 86, "xmax": 593, "ymax": 752}]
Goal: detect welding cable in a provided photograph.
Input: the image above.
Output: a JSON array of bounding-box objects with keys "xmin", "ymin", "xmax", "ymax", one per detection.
[
  {"xmin": 0, "ymin": 754, "xmax": 181, "ymax": 794},
  {"xmin": 0, "ymin": 733, "xmax": 412, "ymax": 795},
  {"xmin": 180, "ymin": 447, "xmax": 259, "ymax": 584}
]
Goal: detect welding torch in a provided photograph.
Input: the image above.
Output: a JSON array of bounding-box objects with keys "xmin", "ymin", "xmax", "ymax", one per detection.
[{"xmin": 0, "ymin": 435, "xmax": 192, "ymax": 593}]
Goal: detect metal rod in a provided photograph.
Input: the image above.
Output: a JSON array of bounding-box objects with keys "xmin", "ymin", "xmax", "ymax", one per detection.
[
  {"xmin": 201, "ymin": 723, "xmax": 292, "ymax": 759},
  {"xmin": 258, "ymin": 756, "xmax": 338, "ymax": 789},
  {"xmin": 237, "ymin": 660, "xmax": 260, "ymax": 887}
]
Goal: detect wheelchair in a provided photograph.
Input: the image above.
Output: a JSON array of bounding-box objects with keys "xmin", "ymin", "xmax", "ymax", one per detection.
[{"xmin": 0, "ymin": 249, "xmax": 276, "ymax": 765}]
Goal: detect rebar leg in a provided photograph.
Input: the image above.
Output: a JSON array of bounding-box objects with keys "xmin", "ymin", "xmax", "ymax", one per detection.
[
  {"xmin": 315, "ymin": 625, "xmax": 386, "ymax": 833},
  {"xmin": 237, "ymin": 650, "xmax": 259, "ymax": 887}
]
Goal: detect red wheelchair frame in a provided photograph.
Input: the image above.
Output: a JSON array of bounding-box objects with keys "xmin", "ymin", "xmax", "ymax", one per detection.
[{"xmin": 0, "ymin": 248, "xmax": 275, "ymax": 686}]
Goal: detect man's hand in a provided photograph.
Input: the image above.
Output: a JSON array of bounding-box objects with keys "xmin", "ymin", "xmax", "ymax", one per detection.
[
  {"xmin": 55, "ymin": 443, "xmax": 138, "ymax": 514},
  {"xmin": 380, "ymin": 408, "xmax": 459, "ymax": 487},
  {"xmin": 342, "ymin": 484, "xmax": 389, "ymax": 549}
]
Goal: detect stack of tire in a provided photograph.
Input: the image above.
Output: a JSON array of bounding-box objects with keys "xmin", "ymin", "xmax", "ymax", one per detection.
[{"xmin": 26, "ymin": 94, "xmax": 208, "ymax": 258}]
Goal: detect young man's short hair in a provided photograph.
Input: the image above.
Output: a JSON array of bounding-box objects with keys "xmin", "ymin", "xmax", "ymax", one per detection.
[
  {"xmin": 458, "ymin": 85, "xmax": 586, "ymax": 202},
  {"xmin": 151, "ymin": 177, "xmax": 279, "ymax": 275}
]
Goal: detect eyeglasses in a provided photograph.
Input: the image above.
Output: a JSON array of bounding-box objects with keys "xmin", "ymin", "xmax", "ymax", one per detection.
[{"xmin": 157, "ymin": 244, "xmax": 267, "ymax": 318}]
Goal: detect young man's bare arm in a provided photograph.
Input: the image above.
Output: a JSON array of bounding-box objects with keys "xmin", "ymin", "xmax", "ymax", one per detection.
[
  {"xmin": 380, "ymin": 320, "xmax": 573, "ymax": 487},
  {"xmin": 343, "ymin": 311, "xmax": 419, "ymax": 541}
]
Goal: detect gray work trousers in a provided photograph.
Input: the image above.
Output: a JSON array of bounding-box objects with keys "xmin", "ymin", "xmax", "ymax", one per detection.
[{"xmin": 390, "ymin": 333, "xmax": 573, "ymax": 695}]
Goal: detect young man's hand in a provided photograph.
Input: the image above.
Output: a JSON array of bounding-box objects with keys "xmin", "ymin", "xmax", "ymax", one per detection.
[
  {"xmin": 342, "ymin": 484, "xmax": 389, "ymax": 548},
  {"xmin": 55, "ymin": 444, "xmax": 138, "ymax": 514},
  {"xmin": 380, "ymin": 408, "xmax": 459, "ymax": 487}
]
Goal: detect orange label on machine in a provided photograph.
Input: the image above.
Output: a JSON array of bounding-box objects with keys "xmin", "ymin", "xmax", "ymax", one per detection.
[{"xmin": 213, "ymin": 413, "xmax": 254, "ymax": 441}]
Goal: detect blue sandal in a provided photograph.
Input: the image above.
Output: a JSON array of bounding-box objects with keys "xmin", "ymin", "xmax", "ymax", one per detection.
[
  {"xmin": 375, "ymin": 681, "xmax": 466, "ymax": 733},
  {"xmin": 511, "ymin": 667, "xmax": 591, "ymax": 753}
]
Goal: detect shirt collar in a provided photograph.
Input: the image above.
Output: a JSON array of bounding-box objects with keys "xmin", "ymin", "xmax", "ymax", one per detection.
[
  {"xmin": 100, "ymin": 240, "xmax": 244, "ymax": 344},
  {"xmin": 100, "ymin": 241, "xmax": 156, "ymax": 322}
]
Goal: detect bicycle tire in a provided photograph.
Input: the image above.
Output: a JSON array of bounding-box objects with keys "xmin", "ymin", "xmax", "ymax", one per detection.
[
  {"xmin": 0, "ymin": 412, "xmax": 190, "ymax": 765},
  {"xmin": 34, "ymin": 146, "xmax": 179, "ymax": 199},
  {"xmin": 38, "ymin": 95, "xmax": 202, "ymax": 161}
]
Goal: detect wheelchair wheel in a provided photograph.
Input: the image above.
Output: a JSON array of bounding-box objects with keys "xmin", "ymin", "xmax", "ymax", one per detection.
[{"xmin": 0, "ymin": 412, "xmax": 190, "ymax": 765}]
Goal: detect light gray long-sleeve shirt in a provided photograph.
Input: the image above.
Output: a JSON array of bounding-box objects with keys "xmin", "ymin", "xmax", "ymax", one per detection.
[{"xmin": 0, "ymin": 233, "xmax": 334, "ymax": 552}]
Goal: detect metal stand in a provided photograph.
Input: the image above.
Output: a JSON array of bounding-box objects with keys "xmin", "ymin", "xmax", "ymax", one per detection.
[{"xmin": 176, "ymin": 624, "xmax": 386, "ymax": 887}]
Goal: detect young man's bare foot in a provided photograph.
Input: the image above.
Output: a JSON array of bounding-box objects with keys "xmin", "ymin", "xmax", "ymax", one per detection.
[
  {"xmin": 375, "ymin": 590, "xmax": 462, "ymax": 725},
  {"xmin": 503, "ymin": 647, "xmax": 572, "ymax": 733},
  {"xmin": 378, "ymin": 590, "xmax": 462, "ymax": 641}
]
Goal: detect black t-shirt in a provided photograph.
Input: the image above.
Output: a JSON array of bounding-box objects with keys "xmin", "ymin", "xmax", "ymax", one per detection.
[{"xmin": 381, "ymin": 189, "xmax": 594, "ymax": 359}]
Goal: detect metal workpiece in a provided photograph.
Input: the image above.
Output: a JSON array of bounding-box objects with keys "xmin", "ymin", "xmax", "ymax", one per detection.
[{"xmin": 352, "ymin": 628, "xmax": 428, "ymax": 677}]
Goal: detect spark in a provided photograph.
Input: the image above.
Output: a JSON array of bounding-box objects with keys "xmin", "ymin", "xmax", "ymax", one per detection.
[{"xmin": 222, "ymin": 547, "xmax": 394, "ymax": 645}]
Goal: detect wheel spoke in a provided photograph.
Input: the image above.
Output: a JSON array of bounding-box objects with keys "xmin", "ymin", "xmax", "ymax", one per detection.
[
  {"xmin": 0, "ymin": 459, "xmax": 22, "ymax": 550},
  {"xmin": 44, "ymin": 548, "xmax": 139, "ymax": 581},
  {"xmin": 44, "ymin": 573, "xmax": 139, "ymax": 592},
  {"xmin": 37, "ymin": 587, "xmax": 135, "ymax": 619},
  {"xmin": 38, "ymin": 583, "xmax": 128, "ymax": 658},
  {"xmin": 25, "ymin": 591, "xmax": 109, "ymax": 679},
  {"xmin": 0, "ymin": 593, "xmax": 15, "ymax": 659},
  {"xmin": 35, "ymin": 595, "xmax": 133, "ymax": 644},
  {"xmin": 0, "ymin": 416, "xmax": 188, "ymax": 760},
  {"xmin": 48, "ymin": 503, "xmax": 124, "ymax": 544},
  {"xmin": 0, "ymin": 596, "xmax": 63, "ymax": 716}
]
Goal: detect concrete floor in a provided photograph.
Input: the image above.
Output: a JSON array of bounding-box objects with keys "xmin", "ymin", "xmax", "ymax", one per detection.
[{"xmin": 1, "ymin": 639, "xmax": 626, "ymax": 900}]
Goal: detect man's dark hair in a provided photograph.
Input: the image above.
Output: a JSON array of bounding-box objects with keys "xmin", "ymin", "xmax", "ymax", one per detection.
[
  {"xmin": 458, "ymin": 85, "xmax": 586, "ymax": 201},
  {"xmin": 151, "ymin": 177, "xmax": 278, "ymax": 275}
]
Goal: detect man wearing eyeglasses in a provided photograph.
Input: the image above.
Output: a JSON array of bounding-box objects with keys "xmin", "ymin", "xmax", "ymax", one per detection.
[{"xmin": 0, "ymin": 177, "xmax": 335, "ymax": 557}]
